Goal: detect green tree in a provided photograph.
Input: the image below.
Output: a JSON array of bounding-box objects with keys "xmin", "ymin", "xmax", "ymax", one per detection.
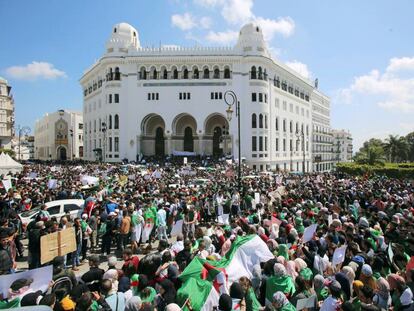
[
  {"xmin": 354, "ymin": 138, "xmax": 385, "ymax": 165},
  {"xmin": 0, "ymin": 148, "xmax": 16, "ymax": 158},
  {"xmin": 405, "ymin": 132, "xmax": 414, "ymax": 162},
  {"xmin": 383, "ymin": 135, "xmax": 409, "ymax": 162}
]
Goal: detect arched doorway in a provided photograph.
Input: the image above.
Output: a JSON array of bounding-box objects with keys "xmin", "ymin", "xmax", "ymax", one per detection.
[
  {"xmin": 57, "ymin": 146, "xmax": 67, "ymax": 160},
  {"xmin": 155, "ymin": 127, "xmax": 165, "ymax": 156},
  {"xmin": 184, "ymin": 127, "xmax": 194, "ymax": 152},
  {"xmin": 213, "ymin": 126, "xmax": 223, "ymax": 156}
]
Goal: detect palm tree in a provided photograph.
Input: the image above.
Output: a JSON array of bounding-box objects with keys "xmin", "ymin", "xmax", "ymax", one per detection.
[
  {"xmin": 354, "ymin": 145, "xmax": 385, "ymax": 165},
  {"xmin": 383, "ymin": 135, "xmax": 409, "ymax": 162}
]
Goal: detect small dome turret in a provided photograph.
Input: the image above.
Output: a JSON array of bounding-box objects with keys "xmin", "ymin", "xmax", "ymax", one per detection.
[
  {"xmin": 235, "ymin": 23, "xmax": 269, "ymax": 57},
  {"xmin": 106, "ymin": 22, "xmax": 140, "ymax": 53}
]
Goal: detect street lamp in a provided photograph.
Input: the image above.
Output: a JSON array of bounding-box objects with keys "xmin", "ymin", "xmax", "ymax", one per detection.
[
  {"xmin": 295, "ymin": 130, "xmax": 306, "ymax": 173},
  {"xmin": 17, "ymin": 125, "xmax": 30, "ymax": 161},
  {"xmin": 224, "ymin": 90, "xmax": 241, "ymax": 194},
  {"xmin": 69, "ymin": 129, "xmax": 74, "ymax": 160},
  {"xmin": 101, "ymin": 122, "xmax": 107, "ymax": 162}
]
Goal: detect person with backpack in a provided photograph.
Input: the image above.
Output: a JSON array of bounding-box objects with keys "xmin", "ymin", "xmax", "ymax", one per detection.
[{"xmin": 52, "ymin": 256, "xmax": 78, "ymax": 301}]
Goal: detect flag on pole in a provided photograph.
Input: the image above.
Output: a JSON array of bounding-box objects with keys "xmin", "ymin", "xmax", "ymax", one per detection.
[{"xmin": 177, "ymin": 235, "xmax": 273, "ymax": 310}]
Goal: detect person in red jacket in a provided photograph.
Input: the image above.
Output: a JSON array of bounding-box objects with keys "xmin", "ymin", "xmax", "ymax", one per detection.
[{"xmin": 122, "ymin": 248, "xmax": 139, "ymax": 278}]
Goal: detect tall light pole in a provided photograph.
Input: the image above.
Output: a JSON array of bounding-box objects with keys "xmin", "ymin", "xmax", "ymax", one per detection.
[
  {"xmin": 101, "ymin": 122, "xmax": 107, "ymax": 162},
  {"xmin": 69, "ymin": 129, "xmax": 74, "ymax": 160},
  {"xmin": 17, "ymin": 125, "xmax": 30, "ymax": 161},
  {"xmin": 224, "ymin": 90, "xmax": 241, "ymax": 194},
  {"xmin": 296, "ymin": 130, "xmax": 306, "ymax": 173}
]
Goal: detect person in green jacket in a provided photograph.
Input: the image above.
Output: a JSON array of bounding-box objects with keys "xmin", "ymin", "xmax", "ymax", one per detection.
[
  {"xmin": 271, "ymin": 291, "xmax": 296, "ymax": 311},
  {"xmin": 239, "ymin": 276, "xmax": 262, "ymax": 311},
  {"xmin": 265, "ymin": 263, "xmax": 296, "ymax": 305}
]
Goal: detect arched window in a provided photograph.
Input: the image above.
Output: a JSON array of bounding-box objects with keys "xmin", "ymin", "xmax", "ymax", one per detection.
[
  {"xmin": 173, "ymin": 68, "xmax": 178, "ymax": 79},
  {"xmin": 193, "ymin": 68, "xmax": 199, "ymax": 79},
  {"xmin": 259, "ymin": 114, "xmax": 263, "ymax": 128},
  {"xmin": 224, "ymin": 67, "xmax": 231, "ymax": 79},
  {"xmin": 139, "ymin": 67, "xmax": 147, "ymax": 80},
  {"xmin": 203, "ymin": 68, "xmax": 210, "ymax": 79},
  {"xmin": 213, "ymin": 68, "xmax": 220, "ymax": 79},
  {"xmin": 109, "ymin": 115, "xmax": 112, "ymax": 129},
  {"xmin": 114, "ymin": 114, "xmax": 119, "ymax": 129},
  {"xmin": 258, "ymin": 67, "xmax": 263, "ymax": 80},
  {"xmin": 251, "ymin": 114, "xmax": 257, "ymax": 128},
  {"xmin": 183, "ymin": 68, "xmax": 189, "ymax": 79},
  {"xmin": 150, "ymin": 67, "xmax": 157, "ymax": 80},
  {"xmin": 162, "ymin": 69, "xmax": 168, "ymax": 79},
  {"xmin": 251, "ymin": 66, "xmax": 257, "ymax": 79},
  {"xmin": 265, "ymin": 115, "xmax": 268, "ymax": 129},
  {"xmin": 114, "ymin": 67, "xmax": 121, "ymax": 80}
]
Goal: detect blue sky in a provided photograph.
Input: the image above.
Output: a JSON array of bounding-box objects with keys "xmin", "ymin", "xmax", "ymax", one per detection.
[{"xmin": 1, "ymin": 0, "xmax": 413, "ymax": 150}]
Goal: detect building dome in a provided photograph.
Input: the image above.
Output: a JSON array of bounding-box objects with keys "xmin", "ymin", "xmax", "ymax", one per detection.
[
  {"xmin": 235, "ymin": 23, "xmax": 269, "ymax": 57},
  {"xmin": 106, "ymin": 22, "xmax": 140, "ymax": 53},
  {"xmin": 0, "ymin": 76, "xmax": 8, "ymax": 85}
]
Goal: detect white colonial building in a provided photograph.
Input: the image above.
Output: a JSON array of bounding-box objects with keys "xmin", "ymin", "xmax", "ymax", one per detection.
[
  {"xmin": 0, "ymin": 77, "xmax": 15, "ymax": 150},
  {"xmin": 34, "ymin": 110, "xmax": 83, "ymax": 160},
  {"xmin": 81, "ymin": 22, "xmax": 333, "ymax": 171},
  {"xmin": 332, "ymin": 129, "xmax": 353, "ymax": 164}
]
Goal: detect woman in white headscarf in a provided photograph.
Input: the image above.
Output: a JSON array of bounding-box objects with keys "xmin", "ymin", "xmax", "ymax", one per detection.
[
  {"xmin": 125, "ymin": 296, "xmax": 142, "ymax": 311},
  {"xmin": 103, "ymin": 269, "xmax": 119, "ymax": 294}
]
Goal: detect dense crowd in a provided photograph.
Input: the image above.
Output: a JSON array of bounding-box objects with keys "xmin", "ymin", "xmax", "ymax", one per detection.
[{"xmin": 0, "ymin": 158, "xmax": 414, "ymax": 311}]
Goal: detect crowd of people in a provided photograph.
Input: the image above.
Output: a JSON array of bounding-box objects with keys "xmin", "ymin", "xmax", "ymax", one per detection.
[{"xmin": 0, "ymin": 158, "xmax": 413, "ymax": 311}]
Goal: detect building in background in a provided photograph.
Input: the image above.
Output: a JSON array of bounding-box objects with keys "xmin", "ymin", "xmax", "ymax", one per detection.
[
  {"xmin": 311, "ymin": 90, "xmax": 334, "ymax": 172},
  {"xmin": 332, "ymin": 129, "xmax": 353, "ymax": 164},
  {"xmin": 34, "ymin": 110, "xmax": 83, "ymax": 160},
  {"xmin": 0, "ymin": 77, "xmax": 15, "ymax": 150},
  {"xmin": 81, "ymin": 22, "xmax": 333, "ymax": 172},
  {"xmin": 12, "ymin": 135, "xmax": 35, "ymax": 161}
]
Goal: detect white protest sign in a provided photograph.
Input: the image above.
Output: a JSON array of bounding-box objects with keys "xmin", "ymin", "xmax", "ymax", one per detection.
[
  {"xmin": 29, "ymin": 172, "xmax": 38, "ymax": 179},
  {"xmin": 48, "ymin": 179, "xmax": 58, "ymax": 189},
  {"xmin": 183, "ymin": 157, "xmax": 187, "ymax": 165},
  {"xmin": 152, "ymin": 170, "xmax": 162, "ymax": 179},
  {"xmin": 2, "ymin": 179, "xmax": 12, "ymax": 192},
  {"xmin": 254, "ymin": 192, "xmax": 260, "ymax": 204},
  {"xmin": 388, "ymin": 243, "xmax": 394, "ymax": 262},
  {"xmin": 328, "ymin": 215, "xmax": 333, "ymax": 227},
  {"xmin": 141, "ymin": 224, "xmax": 154, "ymax": 243},
  {"xmin": 218, "ymin": 214, "xmax": 230, "ymax": 225},
  {"xmin": 302, "ymin": 224, "xmax": 318, "ymax": 243},
  {"xmin": 296, "ymin": 295, "xmax": 316, "ymax": 311},
  {"xmin": 81, "ymin": 175, "xmax": 99, "ymax": 186},
  {"xmin": 0, "ymin": 265, "xmax": 53, "ymax": 298},
  {"xmin": 332, "ymin": 245, "xmax": 347, "ymax": 266},
  {"xmin": 171, "ymin": 220, "xmax": 183, "ymax": 236}
]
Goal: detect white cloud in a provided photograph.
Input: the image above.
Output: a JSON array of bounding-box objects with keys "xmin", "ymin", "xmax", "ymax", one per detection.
[
  {"xmin": 399, "ymin": 122, "xmax": 414, "ymax": 132},
  {"xmin": 194, "ymin": 0, "xmax": 222, "ymax": 7},
  {"xmin": 387, "ymin": 56, "xmax": 414, "ymax": 72},
  {"xmin": 221, "ymin": 0, "xmax": 254, "ymax": 25},
  {"xmin": 171, "ymin": 13, "xmax": 197, "ymax": 31},
  {"xmin": 5, "ymin": 62, "xmax": 66, "ymax": 81},
  {"xmin": 255, "ymin": 17, "xmax": 295, "ymax": 40},
  {"xmin": 285, "ymin": 60, "xmax": 312, "ymax": 79},
  {"xmin": 199, "ymin": 16, "xmax": 212, "ymax": 29},
  {"xmin": 337, "ymin": 56, "xmax": 414, "ymax": 112},
  {"xmin": 205, "ymin": 30, "xmax": 239, "ymax": 44}
]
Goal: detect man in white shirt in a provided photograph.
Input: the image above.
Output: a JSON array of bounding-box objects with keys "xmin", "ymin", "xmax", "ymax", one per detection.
[{"xmin": 157, "ymin": 206, "xmax": 168, "ymax": 241}]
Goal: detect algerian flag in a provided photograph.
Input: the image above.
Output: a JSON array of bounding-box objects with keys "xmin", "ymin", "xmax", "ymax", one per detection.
[{"xmin": 177, "ymin": 235, "xmax": 273, "ymax": 311}]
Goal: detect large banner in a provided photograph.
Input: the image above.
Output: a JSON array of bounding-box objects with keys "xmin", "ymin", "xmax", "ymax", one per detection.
[
  {"xmin": 0, "ymin": 265, "xmax": 53, "ymax": 298},
  {"xmin": 41, "ymin": 228, "xmax": 76, "ymax": 264}
]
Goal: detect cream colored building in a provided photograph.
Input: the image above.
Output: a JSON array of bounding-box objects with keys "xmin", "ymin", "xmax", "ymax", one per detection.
[
  {"xmin": 34, "ymin": 110, "xmax": 83, "ymax": 160},
  {"xmin": 0, "ymin": 77, "xmax": 15, "ymax": 149}
]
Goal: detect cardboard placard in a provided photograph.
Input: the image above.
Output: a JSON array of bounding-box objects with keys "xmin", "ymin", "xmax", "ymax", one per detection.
[
  {"xmin": 171, "ymin": 220, "xmax": 183, "ymax": 237},
  {"xmin": 40, "ymin": 228, "xmax": 76, "ymax": 264}
]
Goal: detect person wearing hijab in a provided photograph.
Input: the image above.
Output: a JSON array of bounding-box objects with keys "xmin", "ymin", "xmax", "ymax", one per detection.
[
  {"xmin": 277, "ymin": 244, "xmax": 289, "ymax": 260},
  {"xmin": 320, "ymin": 280, "xmax": 342, "ymax": 311},
  {"xmin": 359, "ymin": 264, "xmax": 377, "ymax": 291},
  {"xmin": 265, "ymin": 263, "xmax": 296, "ymax": 306},
  {"xmin": 218, "ymin": 294, "xmax": 233, "ymax": 311},
  {"xmin": 342, "ymin": 266, "xmax": 356, "ymax": 294},
  {"xmin": 314, "ymin": 274, "xmax": 329, "ymax": 302},
  {"xmin": 103, "ymin": 269, "xmax": 120, "ymax": 294},
  {"xmin": 373, "ymin": 277, "xmax": 391, "ymax": 310},
  {"xmin": 125, "ymin": 296, "xmax": 142, "ymax": 311},
  {"xmin": 251, "ymin": 264, "xmax": 262, "ymax": 297},
  {"xmin": 156, "ymin": 279, "xmax": 176, "ymax": 311},
  {"xmin": 271, "ymin": 291, "xmax": 296, "ymax": 311},
  {"xmin": 239, "ymin": 276, "xmax": 262, "ymax": 311},
  {"xmin": 285, "ymin": 261, "xmax": 298, "ymax": 280},
  {"xmin": 388, "ymin": 274, "xmax": 414, "ymax": 311},
  {"xmin": 335, "ymin": 272, "xmax": 351, "ymax": 301}
]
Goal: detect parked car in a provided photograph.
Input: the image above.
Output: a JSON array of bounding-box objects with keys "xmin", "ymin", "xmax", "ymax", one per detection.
[{"xmin": 20, "ymin": 199, "xmax": 85, "ymax": 230}]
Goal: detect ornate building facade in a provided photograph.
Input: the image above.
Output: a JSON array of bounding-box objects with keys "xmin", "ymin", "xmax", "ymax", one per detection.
[
  {"xmin": 0, "ymin": 77, "xmax": 15, "ymax": 150},
  {"xmin": 81, "ymin": 22, "xmax": 333, "ymax": 171}
]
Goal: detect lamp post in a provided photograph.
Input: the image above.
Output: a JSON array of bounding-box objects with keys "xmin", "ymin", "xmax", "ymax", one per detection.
[
  {"xmin": 69, "ymin": 129, "xmax": 74, "ymax": 160},
  {"xmin": 296, "ymin": 130, "xmax": 306, "ymax": 173},
  {"xmin": 101, "ymin": 122, "xmax": 107, "ymax": 162},
  {"xmin": 224, "ymin": 90, "xmax": 241, "ymax": 194},
  {"xmin": 17, "ymin": 125, "xmax": 30, "ymax": 161}
]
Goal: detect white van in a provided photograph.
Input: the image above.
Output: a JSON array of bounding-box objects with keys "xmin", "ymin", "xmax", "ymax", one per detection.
[{"xmin": 20, "ymin": 199, "xmax": 85, "ymax": 229}]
